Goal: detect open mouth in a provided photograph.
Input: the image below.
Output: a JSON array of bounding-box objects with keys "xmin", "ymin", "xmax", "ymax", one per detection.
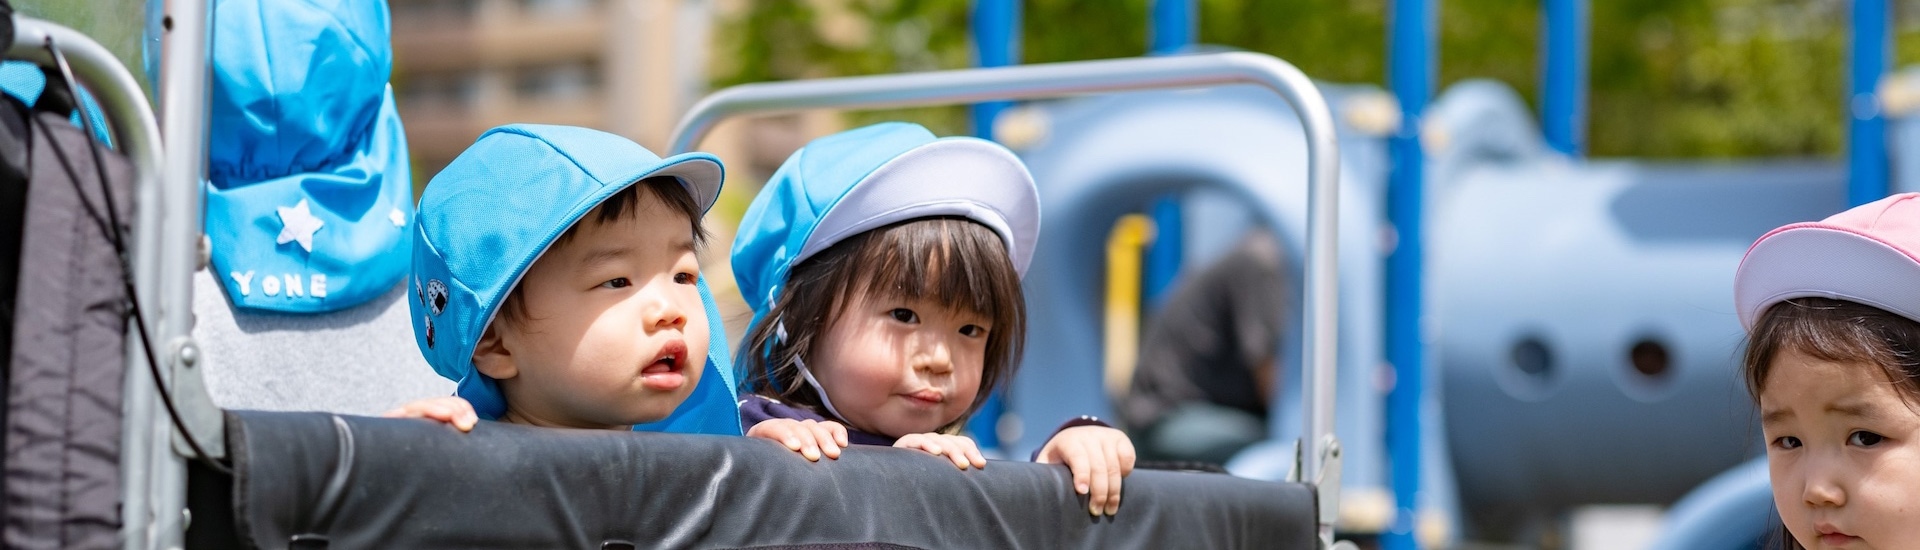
[{"xmin": 639, "ymin": 340, "xmax": 690, "ymax": 390}]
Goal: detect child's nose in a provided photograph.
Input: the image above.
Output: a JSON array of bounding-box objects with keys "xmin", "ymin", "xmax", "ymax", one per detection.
[
  {"xmin": 914, "ymin": 339, "xmax": 953, "ymax": 374},
  {"xmin": 643, "ymin": 293, "xmax": 688, "ymax": 332},
  {"xmin": 1802, "ymin": 466, "xmax": 1848, "ymax": 508}
]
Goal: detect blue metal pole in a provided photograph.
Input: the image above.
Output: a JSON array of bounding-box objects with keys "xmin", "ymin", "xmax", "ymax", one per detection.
[
  {"xmin": 970, "ymin": 0, "xmax": 1019, "ymax": 140},
  {"xmin": 1385, "ymin": 0, "xmax": 1432, "ymax": 547},
  {"xmin": 1150, "ymin": 0, "xmax": 1195, "ymax": 54},
  {"xmin": 1541, "ymin": 0, "xmax": 1588, "ymax": 157},
  {"xmin": 966, "ymin": 0, "xmax": 1019, "ymax": 449},
  {"xmin": 1142, "ymin": 197, "xmax": 1183, "ymax": 305},
  {"xmin": 1849, "ymin": 0, "xmax": 1890, "ymax": 206},
  {"xmin": 1143, "ymin": 0, "xmax": 1195, "ymax": 303}
]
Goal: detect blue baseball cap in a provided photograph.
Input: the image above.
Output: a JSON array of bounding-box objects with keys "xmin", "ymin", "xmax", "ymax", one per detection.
[
  {"xmin": 411, "ymin": 124, "xmax": 729, "ymax": 426},
  {"xmin": 732, "ymin": 122, "xmax": 1040, "ymax": 317},
  {"xmin": 201, "ymin": 0, "xmax": 415, "ymax": 313}
]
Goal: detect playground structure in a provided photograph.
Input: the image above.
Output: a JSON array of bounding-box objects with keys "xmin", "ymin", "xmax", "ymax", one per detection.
[{"xmin": 981, "ymin": 0, "xmax": 1916, "ymax": 547}]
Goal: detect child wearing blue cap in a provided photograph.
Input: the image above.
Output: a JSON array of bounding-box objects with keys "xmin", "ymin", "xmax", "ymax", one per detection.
[
  {"xmin": 733, "ymin": 122, "xmax": 1136, "ymax": 517},
  {"xmin": 383, "ymin": 124, "xmax": 741, "ymax": 435}
]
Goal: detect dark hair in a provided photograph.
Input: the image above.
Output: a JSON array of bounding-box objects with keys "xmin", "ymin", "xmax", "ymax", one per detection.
[
  {"xmin": 499, "ymin": 176, "xmax": 705, "ymax": 323},
  {"xmin": 1767, "ymin": 522, "xmax": 1805, "ymax": 550},
  {"xmin": 1743, "ymin": 297, "xmax": 1920, "ymax": 405},
  {"xmin": 1745, "ymin": 298, "xmax": 1920, "ymax": 550},
  {"xmin": 739, "ymin": 216, "xmax": 1027, "ymax": 434}
]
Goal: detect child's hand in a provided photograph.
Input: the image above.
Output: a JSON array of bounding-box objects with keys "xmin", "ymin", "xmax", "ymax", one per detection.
[
  {"xmin": 381, "ymin": 396, "xmax": 478, "ymax": 432},
  {"xmin": 1035, "ymin": 426, "xmax": 1137, "ymax": 517},
  {"xmin": 748, "ymin": 418, "xmax": 849, "ymax": 462},
  {"xmin": 894, "ymin": 433, "xmax": 988, "ymax": 470}
]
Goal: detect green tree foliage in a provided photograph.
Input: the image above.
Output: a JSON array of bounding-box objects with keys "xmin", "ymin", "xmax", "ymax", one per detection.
[
  {"xmin": 14, "ymin": 0, "xmax": 149, "ymax": 91},
  {"xmin": 718, "ymin": 0, "xmax": 1920, "ymax": 159}
]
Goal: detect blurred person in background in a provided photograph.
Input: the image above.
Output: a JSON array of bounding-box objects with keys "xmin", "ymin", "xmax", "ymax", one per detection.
[{"xmin": 1121, "ymin": 229, "xmax": 1287, "ymax": 466}]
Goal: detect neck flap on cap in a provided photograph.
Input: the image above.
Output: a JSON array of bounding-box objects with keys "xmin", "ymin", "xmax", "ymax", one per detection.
[{"xmin": 202, "ymin": 0, "xmax": 413, "ymax": 313}]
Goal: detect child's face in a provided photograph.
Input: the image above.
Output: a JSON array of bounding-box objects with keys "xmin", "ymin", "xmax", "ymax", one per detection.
[
  {"xmin": 808, "ymin": 291, "xmax": 989, "ymax": 438},
  {"xmin": 476, "ymin": 191, "xmax": 708, "ymax": 430},
  {"xmin": 1761, "ymin": 348, "xmax": 1920, "ymax": 549}
]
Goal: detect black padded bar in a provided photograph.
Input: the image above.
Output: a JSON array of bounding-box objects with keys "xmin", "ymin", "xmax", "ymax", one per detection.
[{"xmin": 217, "ymin": 410, "xmax": 1317, "ymax": 549}]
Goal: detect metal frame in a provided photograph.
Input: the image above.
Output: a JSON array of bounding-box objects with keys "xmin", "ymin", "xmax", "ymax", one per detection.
[
  {"xmin": 1384, "ymin": 1, "xmax": 1432, "ymax": 548},
  {"xmin": 6, "ymin": 14, "xmax": 188, "ymax": 550},
  {"xmin": 1150, "ymin": 0, "xmax": 1195, "ymax": 55},
  {"xmin": 968, "ymin": 0, "xmax": 1018, "ymax": 140},
  {"xmin": 1541, "ymin": 0, "xmax": 1588, "ymax": 158},
  {"xmin": 668, "ymin": 51, "xmax": 1344, "ymax": 541},
  {"xmin": 1850, "ymin": 0, "xmax": 1890, "ymax": 206}
]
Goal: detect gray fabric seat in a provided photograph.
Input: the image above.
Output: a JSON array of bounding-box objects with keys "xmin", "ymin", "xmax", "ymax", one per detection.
[{"xmin": 192, "ymin": 272, "xmax": 451, "ymax": 415}]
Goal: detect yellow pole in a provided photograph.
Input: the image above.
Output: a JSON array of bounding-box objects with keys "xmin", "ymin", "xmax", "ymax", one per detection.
[{"xmin": 1103, "ymin": 214, "xmax": 1155, "ymax": 400}]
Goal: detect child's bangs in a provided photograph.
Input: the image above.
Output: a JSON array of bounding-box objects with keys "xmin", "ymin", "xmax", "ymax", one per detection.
[
  {"xmin": 846, "ymin": 217, "xmax": 1019, "ymax": 320},
  {"xmin": 1746, "ymin": 298, "xmax": 1920, "ymax": 402}
]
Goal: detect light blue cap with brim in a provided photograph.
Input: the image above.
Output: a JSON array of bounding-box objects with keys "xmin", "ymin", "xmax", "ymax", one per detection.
[
  {"xmin": 201, "ymin": 0, "xmax": 413, "ymax": 313},
  {"xmin": 732, "ymin": 122, "xmax": 1040, "ymax": 324},
  {"xmin": 411, "ymin": 124, "xmax": 739, "ymax": 434}
]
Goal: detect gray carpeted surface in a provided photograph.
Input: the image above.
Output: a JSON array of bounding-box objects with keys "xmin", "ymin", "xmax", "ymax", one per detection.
[{"xmin": 192, "ymin": 269, "xmax": 452, "ymax": 415}]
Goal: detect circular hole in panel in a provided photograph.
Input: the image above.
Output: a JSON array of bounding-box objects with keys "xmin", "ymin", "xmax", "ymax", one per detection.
[
  {"xmin": 1511, "ymin": 337, "xmax": 1554, "ymax": 379},
  {"xmin": 1629, "ymin": 339, "xmax": 1671, "ymax": 379},
  {"xmin": 1617, "ymin": 333, "xmax": 1682, "ymax": 403},
  {"xmin": 1495, "ymin": 333, "xmax": 1562, "ymax": 402}
]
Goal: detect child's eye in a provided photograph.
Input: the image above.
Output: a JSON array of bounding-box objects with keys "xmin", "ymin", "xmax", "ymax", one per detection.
[
  {"xmin": 958, "ymin": 324, "xmax": 988, "ymax": 338},
  {"xmin": 598, "ymin": 277, "xmax": 631, "ymax": 289},
  {"xmin": 674, "ymin": 272, "xmax": 697, "ymax": 285},
  {"xmin": 1849, "ymin": 431, "xmax": 1885, "ymax": 447},
  {"xmin": 1773, "ymin": 436, "xmax": 1802, "ymax": 450},
  {"xmin": 889, "ymin": 308, "xmax": 919, "ymax": 324}
]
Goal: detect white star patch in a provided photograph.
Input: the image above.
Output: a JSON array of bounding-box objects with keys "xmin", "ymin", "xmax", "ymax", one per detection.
[
  {"xmin": 389, "ymin": 207, "xmax": 407, "ymax": 227},
  {"xmin": 276, "ymin": 199, "xmax": 325, "ymax": 253}
]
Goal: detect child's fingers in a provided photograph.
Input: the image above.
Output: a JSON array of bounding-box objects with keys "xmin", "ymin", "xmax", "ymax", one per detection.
[
  {"xmin": 1063, "ymin": 443, "xmax": 1091, "ymax": 496},
  {"xmin": 795, "ymin": 421, "xmax": 825, "ymax": 461},
  {"xmin": 808, "ymin": 421, "xmax": 843, "ymax": 460},
  {"xmin": 828, "ymin": 421, "xmax": 849, "ymax": 448},
  {"xmin": 424, "ymin": 401, "xmax": 478, "ymax": 432},
  {"xmin": 748, "ymin": 420, "xmax": 818, "ymax": 459},
  {"xmin": 1116, "ymin": 437, "xmax": 1137, "ymax": 477},
  {"xmin": 947, "ymin": 436, "xmax": 984, "ymax": 470},
  {"xmin": 1083, "ymin": 442, "xmax": 1112, "ymax": 517},
  {"xmin": 455, "ymin": 409, "xmax": 477, "ymax": 432},
  {"xmin": 962, "ymin": 440, "xmax": 987, "ymax": 469},
  {"xmin": 799, "ymin": 435, "xmax": 822, "ymax": 461},
  {"xmin": 942, "ymin": 437, "xmax": 971, "ymax": 470},
  {"xmin": 893, "ymin": 434, "xmax": 938, "ymax": 457},
  {"xmin": 1102, "ymin": 440, "xmax": 1124, "ymax": 515},
  {"xmin": 382, "ymin": 398, "xmax": 477, "ymax": 432},
  {"xmin": 896, "ymin": 434, "xmax": 974, "ymax": 470}
]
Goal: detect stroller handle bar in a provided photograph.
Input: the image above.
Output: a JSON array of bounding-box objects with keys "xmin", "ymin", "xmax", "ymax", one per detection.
[{"xmin": 668, "ymin": 51, "xmax": 1343, "ymax": 501}]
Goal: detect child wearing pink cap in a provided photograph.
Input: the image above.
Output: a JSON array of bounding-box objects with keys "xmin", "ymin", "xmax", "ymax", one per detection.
[{"xmin": 1735, "ymin": 192, "xmax": 1920, "ymax": 549}]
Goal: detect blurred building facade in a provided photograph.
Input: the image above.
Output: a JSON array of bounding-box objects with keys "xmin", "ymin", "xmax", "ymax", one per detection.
[{"xmin": 389, "ymin": 0, "xmax": 716, "ymax": 178}]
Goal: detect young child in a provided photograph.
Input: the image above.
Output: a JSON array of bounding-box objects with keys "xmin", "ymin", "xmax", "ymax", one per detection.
[
  {"xmin": 385, "ymin": 124, "xmax": 742, "ymax": 435},
  {"xmin": 1735, "ymin": 192, "xmax": 1920, "ymax": 549},
  {"xmin": 732, "ymin": 122, "xmax": 1136, "ymax": 517}
]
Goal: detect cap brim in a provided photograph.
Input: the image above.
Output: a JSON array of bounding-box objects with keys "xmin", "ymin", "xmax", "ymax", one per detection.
[
  {"xmin": 797, "ymin": 138, "xmax": 1040, "ymax": 275},
  {"xmin": 1735, "ymin": 224, "xmax": 1920, "ymax": 329},
  {"xmin": 646, "ymin": 152, "xmax": 725, "ymax": 215}
]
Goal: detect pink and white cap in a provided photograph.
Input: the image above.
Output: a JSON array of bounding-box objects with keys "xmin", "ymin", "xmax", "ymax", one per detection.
[{"xmin": 1735, "ymin": 192, "xmax": 1920, "ymax": 330}]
